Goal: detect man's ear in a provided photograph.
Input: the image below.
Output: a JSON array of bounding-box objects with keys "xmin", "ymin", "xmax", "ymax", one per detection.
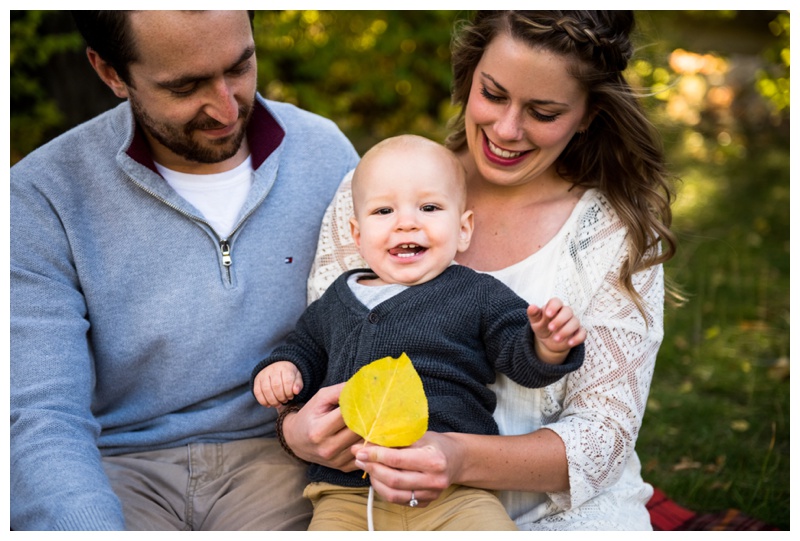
[
  {"xmin": 349, "ymin": 216, "xmax": 362, "ymax": 249},
  {"xmin": 86, "ymin": 47, "xmax": 130, "ymax": 99},
  {"xmin": 457, "ymin": 209, "xmax": 474, "ymax": 253}
]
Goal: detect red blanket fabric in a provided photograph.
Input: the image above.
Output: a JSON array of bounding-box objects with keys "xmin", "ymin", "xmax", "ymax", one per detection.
[{"xmin": 647, "ymin": 487, "xmax": 779, "ymax": 531}]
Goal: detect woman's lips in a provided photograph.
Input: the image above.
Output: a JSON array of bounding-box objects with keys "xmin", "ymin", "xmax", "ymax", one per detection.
[{"xmin": 482, "ymin": 132, "xmax": 531, "ymax": 166}]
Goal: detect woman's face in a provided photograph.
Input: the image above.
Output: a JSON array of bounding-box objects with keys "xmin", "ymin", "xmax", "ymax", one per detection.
[{"xmin": 464, "ymin": 32, "xmax": 592, "ymax": 187}]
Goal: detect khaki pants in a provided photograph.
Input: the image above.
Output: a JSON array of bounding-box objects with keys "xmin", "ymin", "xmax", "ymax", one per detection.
[
  {"xmin": 304, "ymin": 481, "xmax": 518, "ymax": 531},
  {"xmin": 102, "ymin": 437, "xmax": 311, "ymax": 530}
]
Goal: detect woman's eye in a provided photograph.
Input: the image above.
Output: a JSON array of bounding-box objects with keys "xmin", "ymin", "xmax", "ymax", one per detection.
[
  {"xmin": 530, "ymin": 109, "xmax": 559, "ymax": 123},
  {"xmin": 480, "ymin": 85, "xmax": 504, "ymax": 103}
]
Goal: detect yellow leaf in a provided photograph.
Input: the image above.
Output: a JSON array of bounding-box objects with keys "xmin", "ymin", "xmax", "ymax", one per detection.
[{"xmin": 340, "ymin": 353, "xmax": 428, "ymax": 448}]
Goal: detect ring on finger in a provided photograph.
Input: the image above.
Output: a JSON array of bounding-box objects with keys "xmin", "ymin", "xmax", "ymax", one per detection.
[{"xmin": 409, "ymin": 490, "xmax": 419, "ymax": 508}]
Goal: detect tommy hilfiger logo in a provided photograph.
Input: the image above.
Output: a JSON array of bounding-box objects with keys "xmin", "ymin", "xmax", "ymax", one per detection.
[{"xmin": 284, "ymin": 257, "xmax": 293, "ymax": 264}]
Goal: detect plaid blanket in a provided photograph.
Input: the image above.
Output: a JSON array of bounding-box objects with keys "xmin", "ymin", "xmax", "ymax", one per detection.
[{"xmin": 647, "ymin": 487, "xmax": 780, "ymax": 531}]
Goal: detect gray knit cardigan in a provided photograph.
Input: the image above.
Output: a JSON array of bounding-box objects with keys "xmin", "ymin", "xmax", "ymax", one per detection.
[{"xmin": 253, "ymin": 265, "xmax": 584, "ymax": 487}]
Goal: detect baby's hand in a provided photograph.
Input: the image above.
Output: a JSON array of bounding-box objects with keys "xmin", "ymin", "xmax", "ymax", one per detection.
[
  {"xmin": 528, "ymin": 298, "xmax": 586, "ymax": 364},
  {"xmin": 253, "ymin": 361, "xmax": 304, "ymax": 407}
]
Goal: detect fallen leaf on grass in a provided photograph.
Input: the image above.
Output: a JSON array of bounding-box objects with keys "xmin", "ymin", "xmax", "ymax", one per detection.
[
  {"xmin": 730, "ymin": 419, "xmax": 750, "ymax": 432},
  {"xmin": 672, "ymin": 456, "xmax": 702, "ymax": 472}
]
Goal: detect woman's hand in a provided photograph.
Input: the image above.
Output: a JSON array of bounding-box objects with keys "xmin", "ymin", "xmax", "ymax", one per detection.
[
  {"xmin": 353, "ymin": 432, "xmax": 466, "ymax": 506},
  {"xmin": 281, "ymin": 383, "xmax": 363, "ymax": 471}
]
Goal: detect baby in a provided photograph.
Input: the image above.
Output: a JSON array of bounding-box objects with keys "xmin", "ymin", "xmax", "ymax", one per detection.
[{"xmin": 251, "ymin": 134, "xmax": 586, "ymax": 531}]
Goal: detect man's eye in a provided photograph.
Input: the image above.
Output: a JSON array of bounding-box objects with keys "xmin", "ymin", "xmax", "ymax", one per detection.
[
  {"xmin": 170, "ymin": 85, "xmax": 197, "ymax": 97},
  {"xmin": 228, "ymin": 62, "xmax": 252, "ymax": 77}
]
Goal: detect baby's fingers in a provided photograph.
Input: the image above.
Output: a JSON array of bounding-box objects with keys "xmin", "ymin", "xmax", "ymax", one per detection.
[
  {"xmin": 565, "ymin": 325, "xmax": 587, "ymax": 347},
  {"xmin": 550, "ymin": 316, "xmax": 583, "ymax": 345},
  {"xmin": 269, "ymin": 372, "xmax": 295, "ymax": 404},
  {"xmin": 255, "ymin": 378, "xmax": 282, "ymax": 408},
  {"xmin": 291, "ymin": 369, "xmax": 304, "ymax": 396},
  {"xmin": 527, "ymin": 305, "xmax": 551, "ymax": 337}
]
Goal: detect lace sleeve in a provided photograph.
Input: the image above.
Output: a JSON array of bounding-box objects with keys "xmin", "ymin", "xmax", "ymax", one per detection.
[
  {"xmin": 544, "ymin": 204, "xmax": 665, "ymax": 510},
  {"xmin": 307, "ymin": 171, "xmax": 367, "ymax": 304}
]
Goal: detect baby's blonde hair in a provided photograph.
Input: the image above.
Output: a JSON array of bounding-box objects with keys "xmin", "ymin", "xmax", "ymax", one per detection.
[{"xmin": 352, "ymin": 134, "xmax": 467, "ymax": 215}]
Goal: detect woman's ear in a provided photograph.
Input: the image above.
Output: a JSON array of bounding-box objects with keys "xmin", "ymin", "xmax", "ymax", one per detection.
[
  {"xmin": 86, "ymin": 47, "xmax": 131, "ymax": 99},
  {"xmin": 578, "ymin": 106, "xmax": 599, "ymax": 134}
]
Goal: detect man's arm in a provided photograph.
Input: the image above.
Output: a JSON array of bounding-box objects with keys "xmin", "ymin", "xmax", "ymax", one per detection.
[{"xmin": 10, "ymin": 169, "xmax": 125, "ymax": 530}]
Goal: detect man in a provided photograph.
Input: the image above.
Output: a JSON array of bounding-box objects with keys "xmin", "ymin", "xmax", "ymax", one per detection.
[{"xmin": 10, "ymin": 11, "xmax": 359, "ymax": 530}]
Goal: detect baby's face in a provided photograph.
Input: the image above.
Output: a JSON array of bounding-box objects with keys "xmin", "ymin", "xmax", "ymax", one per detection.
[{"xmin": 350, "ymin": 147, "xmax": 473, "ymax": 287}]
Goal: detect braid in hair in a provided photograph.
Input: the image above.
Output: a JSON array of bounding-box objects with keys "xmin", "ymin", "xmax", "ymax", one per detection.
[{"xmin": 549, "ymin": 13, "xmax": 633, "ymax": 72}]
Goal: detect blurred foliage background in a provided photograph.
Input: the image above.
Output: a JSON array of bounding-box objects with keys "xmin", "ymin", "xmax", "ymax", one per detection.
[{"xmin": 9, "ymin": 10, "xmax": 790, "ymax": 530}]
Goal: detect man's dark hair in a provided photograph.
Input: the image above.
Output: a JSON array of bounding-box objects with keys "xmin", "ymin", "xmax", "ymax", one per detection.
[{"xmin": 71, "ymin": 11, "xmax": 256, "ymax": 87}]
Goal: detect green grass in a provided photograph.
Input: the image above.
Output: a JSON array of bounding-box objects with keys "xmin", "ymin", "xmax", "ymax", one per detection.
[{"xmin": 637, "ymin": 129, "xmax": 790, "ymax": 530}]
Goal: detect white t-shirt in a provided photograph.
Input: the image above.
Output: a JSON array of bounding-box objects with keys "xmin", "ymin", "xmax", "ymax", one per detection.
[{"xmin": 155, "ymin": 156, "xmax": 253, "ymax": 238}]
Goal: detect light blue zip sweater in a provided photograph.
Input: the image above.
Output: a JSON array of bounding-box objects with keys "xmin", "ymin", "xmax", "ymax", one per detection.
[{"xmin": 10, "ymin": 95, "xmax": 359, "ymax": 530}]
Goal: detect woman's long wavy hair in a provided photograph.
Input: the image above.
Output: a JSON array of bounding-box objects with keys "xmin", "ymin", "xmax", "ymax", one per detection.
[{"xmin": 446, "ymin": 11, "xmax": 680, "ymax": 311}]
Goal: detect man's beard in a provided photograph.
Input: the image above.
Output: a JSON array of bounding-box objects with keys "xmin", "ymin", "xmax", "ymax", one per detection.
[{"xmin": 130, "ymin": 94, "xmax": 255, "ymax": 164}]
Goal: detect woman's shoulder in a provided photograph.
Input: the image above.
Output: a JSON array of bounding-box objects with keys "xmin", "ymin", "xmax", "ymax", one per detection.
[
  {"xmin": 555, "ymin": 189, "xmax": 630, "ymax": 291},
  {"xmin": 573, "ymin": 188, "xmax": 624, "ymax": 233},
  {"xmin": 561, "ymin": 188, "xmax": 629, "ymax": 260}
]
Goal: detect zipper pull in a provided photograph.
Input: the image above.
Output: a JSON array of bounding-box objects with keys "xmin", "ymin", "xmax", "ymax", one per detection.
[{"xmin": 220, "ymin": 240, "xmax": 232, "ymax": 267}]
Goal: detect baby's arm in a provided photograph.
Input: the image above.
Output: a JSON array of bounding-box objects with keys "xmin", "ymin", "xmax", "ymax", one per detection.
[
  {"xmin": 253, "ymin": 361, "xmax": 304, "ymax": 407},
  {"xmin": 528, "ymin": 298, "xmax": 587, "ymax": 364}
]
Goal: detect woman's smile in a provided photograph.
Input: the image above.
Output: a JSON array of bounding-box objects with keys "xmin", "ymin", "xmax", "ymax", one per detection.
[{"xmin": 482, "ymin": 131, "xmax": 532, "ymax": 165}]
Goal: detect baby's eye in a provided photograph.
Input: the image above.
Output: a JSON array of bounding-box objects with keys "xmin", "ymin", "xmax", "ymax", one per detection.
[
  {"xmin": 420, "ymin": 204, "xmax": 441, "ymax": 212},
  {"xmin": 373, "ymin": 208, "xmax": 393, "ymax": 215}
]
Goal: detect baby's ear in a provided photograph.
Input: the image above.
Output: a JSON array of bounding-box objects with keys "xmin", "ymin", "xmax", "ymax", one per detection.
[
  {"xmin": 349, "ymin": 216, "xmax": 362, "ymax": 249},
  {"xmin": 457, "ymin": 209, "xmax": 474, "ymax": 252}
]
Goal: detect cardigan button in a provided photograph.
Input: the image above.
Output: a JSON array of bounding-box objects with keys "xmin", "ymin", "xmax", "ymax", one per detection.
[{"xmin": 367, "ymin": 312, "xmax": 380, "ymax": 324}]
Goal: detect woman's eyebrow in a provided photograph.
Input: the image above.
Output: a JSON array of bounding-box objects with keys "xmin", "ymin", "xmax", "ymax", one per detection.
[{"xmin": 480, "ymin": 71, "xmax": 568, "ymax": 107}]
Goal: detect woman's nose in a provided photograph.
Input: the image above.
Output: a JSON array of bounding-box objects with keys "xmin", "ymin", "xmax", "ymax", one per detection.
[{"xmin": 494, "ymin": 107, "xmax": 523, "ymax": 141}]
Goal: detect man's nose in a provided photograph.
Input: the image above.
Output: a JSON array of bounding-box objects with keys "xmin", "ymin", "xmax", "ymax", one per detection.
[{"xmin": 204, "ymin": 78, "xmax": 239, "ymax": 126}]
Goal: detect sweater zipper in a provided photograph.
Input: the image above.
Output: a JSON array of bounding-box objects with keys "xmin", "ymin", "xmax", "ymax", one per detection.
[
  {"xmin": 132, "ymin": 182, "xmax": 236, "ymax": 283},
  {"xmin": 220, "ymin": 240, "xmax": 232, "ymax": 267},
  {"xmin": 132, "ymin": 178, "xmax": 271, "ymax": 284},
  {"xmin": 215, "ymin": 188, "xmax": 271, "ymax": 277}
]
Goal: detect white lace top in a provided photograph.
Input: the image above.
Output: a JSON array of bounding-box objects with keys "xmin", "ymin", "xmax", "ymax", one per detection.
[{"xmin": 308, "ymin": 171, "xmax": 663, "ymax": 530}]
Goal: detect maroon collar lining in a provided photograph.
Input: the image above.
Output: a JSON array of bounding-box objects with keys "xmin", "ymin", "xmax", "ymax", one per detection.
[{"xmin": 125, "ymin": 98, "xmax": 285, "ymax": 173}]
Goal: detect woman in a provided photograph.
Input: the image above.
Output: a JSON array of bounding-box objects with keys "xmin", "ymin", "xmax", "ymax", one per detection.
[{"xmin": 281, "ymin": 10, "xmax": 677, "ymax": 530}]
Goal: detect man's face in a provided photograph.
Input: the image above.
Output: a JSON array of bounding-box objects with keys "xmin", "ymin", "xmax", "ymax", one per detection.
[{"xmin": 123, "ymin": 11, "xmax": 257, "ymax": 173}]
